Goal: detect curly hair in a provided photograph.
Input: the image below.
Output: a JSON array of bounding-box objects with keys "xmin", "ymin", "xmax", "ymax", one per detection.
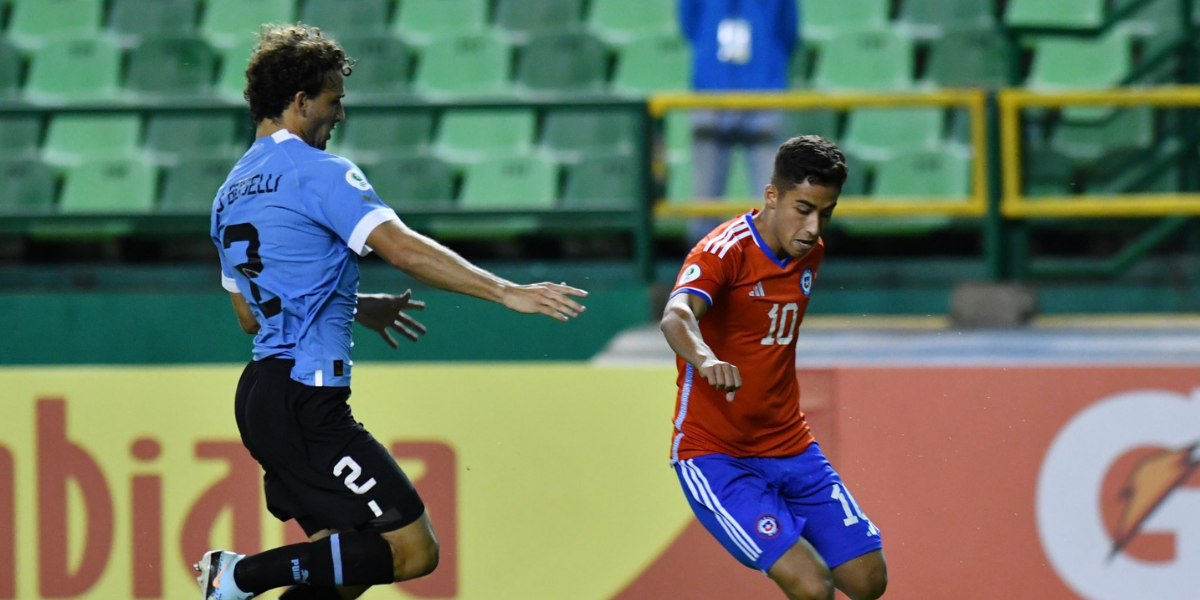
[
  {"xmin": 244, "ymin": 23, "xmax": 355, "ymax": 124},
  {"xmin": 771, "ymin": 135, "xmax": 848, "ymax": 191}
]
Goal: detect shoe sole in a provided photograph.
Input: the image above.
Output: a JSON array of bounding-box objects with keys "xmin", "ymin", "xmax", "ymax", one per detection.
[{"xmin": 193, "ymin": 551, "xmax": 222, "ymax": 599}]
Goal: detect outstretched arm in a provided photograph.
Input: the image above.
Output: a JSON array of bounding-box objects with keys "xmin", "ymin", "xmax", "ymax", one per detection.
[
  {"xmin": 365, "ymin": 220, "xmax": 587, "ymax": 321},
  {"xmin": 660, "ymin": 292, "xmax": 741, "ymax": 400}
]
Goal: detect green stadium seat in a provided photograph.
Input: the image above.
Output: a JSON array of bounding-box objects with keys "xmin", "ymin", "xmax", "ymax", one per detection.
[
  {"xmin": 338, "ymin": 111, "xmax": 435, "ymax": 164},
  {"xmin": 8, "ymin": 0, "xmax": 103, "ymax": 49},
  {"xmin": 874, "ymin": 148, "xmax": 971, "ymax": 197},
  {"xmin": 664, "ymin": 111, "xmax": 691, "ymax": 159},
  {"xmin": 611, "ymin": 33, "xmax": 690, "ymax": 95},
  {"xmin": 515, "ymin": 33, "xmax": 607, "ymax": 93},
  {"xmin": 368, "ymin": 156, "xmax": 456, "ymax": 209},
  {"xmin": 925, "ymin": 29, "xmax": 1012, "ymax": 89},
  {"xmin": 339, "ymin": 35, "xmax": 413, "ymax": 99},
  {"xmin": 412, "ymin": 33, "xmax": 512, "ymax": 97},
  {"xmin": 841, "ymin": 149, "xmax": 871, "ymax": 196},
  {"xmin": 435, "ymin": 109, "xmax": 536, "ymax": 161},
  {"xmin": 460, "ymin": 155, "xmax": 558, "ymax": 209},
  {"xmin": 159, "ymin": 158, "xmax": 230, "ymax": 212},
  {"xmin": 812, "ymin": 29, "xmax": 914, "ymax": 91},
  {"xmin": 25, "ymin": 37, "xmax": 122, "ymax": 103},
  {"xmin": 201, "ymin": 0, "xmax": 295, "ymax": 50},
  {"xmin": 781, "ymin": 110, "xmax": 841, "ymax": 142},
  {"xmin": 666, "ymin": 157, "xmax": 691, "ymax": 202},
  {"xmin": 1051, "ymin": 107, "xmax": 1155, "ymax": 162},
  {"xmin": 723, "ymin": 147, "xmax": 756, "ymax": 199},
  {"xmin": 0, "ymin": 40, "xmax": 22, "ymax": 100},
  {"xmin": 0, "ymin": 116, "xmax": 43, "ymax": 161},
  {"xmin": 216, "ymin": 41, "xmax": 256, "ymax": 102},
  {"xmin": 802, "ymin": 0, "xmax": 889, "ymax": 43},
  {"xmin": 43, "ymin": 114, "xmax": 142, "ymax": 165},
  {"xmin": 393, "ymin": 0, "xmax": 487, "ymax": 46},
  {"xmin": 145, "ymin": 114, "xmax": 242, "ymax": 163},
  {"xmin": 563, "ymin": 155, "xmax": 639, "ymax": 208},
  {"xmin": 126, "ymin": 37, "xmax": 216, "ymax": 98},
  {"xmin": 1023, "ymin": 146, "xmax": 1076, "ymax": 196},
  {"xmin": 59, "ymin": 159, "xmax": 157, "ymax": 214},
  {"xmin": 300, "ymin": 0, "xmax": 388, "ymax": 40},
  {"xmin": 541, "ymin": 110, "xmax": 639, "ymax": 160},
  {"xmin": 588, "ymin": 0, "xmax": 675, "ymax": 43},
  {"xmin": 898, "ymin": 0, "xmax": 996, "ymax": 39},
  {"xmin": 1026, "ymin": 31, "xmax": 1132, "ymax": 120},
  {"xmin": 108, "ymin": 0, "xmax": 199, "ymax": 45},
  {"xmin": 495, "ymin": 0, "xmax": 585, "ymax": 42},
  {"xmin": 0, "ymin": 160, "xmax": 57, "ymax": 213},
  {"xmin": 1005, "ymin": 0, "xmax": 1103, "ymax": 28},
  {"xmin": 843, "ymin": 108, "xmax": 944, "ymax": 160}
]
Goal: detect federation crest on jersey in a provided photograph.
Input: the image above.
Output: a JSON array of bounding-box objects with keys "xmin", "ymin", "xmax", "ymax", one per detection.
[
  {"xmin": 800, "ymin": 268, "xmax": 814, "ymax": 297},
  {"xmin": 345, "ymin": 167, "xmax": 372, "ymax": 191},
  {"xmin": 678, "ymin": 264, "xmax": 702, "ymax": 285},
  {"xmin": 756, "ymin": 514, "xmax": 780, "ymax": 539}
]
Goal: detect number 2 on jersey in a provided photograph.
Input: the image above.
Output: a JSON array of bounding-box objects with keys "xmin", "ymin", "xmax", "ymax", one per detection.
[
  {"xmin": 760, "ymin": 303, "xmax": 799, "ymax": 346},
  {"xmin": 223, "ymin": 223, "xmax": 282, "ymax": 318}
]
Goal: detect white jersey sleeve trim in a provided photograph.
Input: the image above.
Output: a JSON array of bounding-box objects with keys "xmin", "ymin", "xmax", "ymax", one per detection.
[
  {"xmin": 221, "ymin": 272, "xmax": 239, "ymax": 293},
  {"xmin": 348, "ymin": 207, "xmax": 401, "ymax": 257}
]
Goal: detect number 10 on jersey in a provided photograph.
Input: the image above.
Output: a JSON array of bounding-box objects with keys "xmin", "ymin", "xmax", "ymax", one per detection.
[{"xmin": 760, "ymin": 303, "xmax": 800, "ymax": 346}]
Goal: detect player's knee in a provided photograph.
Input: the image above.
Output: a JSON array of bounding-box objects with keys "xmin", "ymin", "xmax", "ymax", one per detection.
[
  {"xmin": 775, "ymin": 569, "xmax": 834, "ymax": 600},
  {"xmin": 841, "ymin": 561, "xmax": 887, "ymax": 600}
]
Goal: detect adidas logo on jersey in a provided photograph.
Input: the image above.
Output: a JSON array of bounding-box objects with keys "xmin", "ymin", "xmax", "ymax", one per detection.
[{"xmin": 749, "ymin": 282, "xmax": 766, "ymax": 297}]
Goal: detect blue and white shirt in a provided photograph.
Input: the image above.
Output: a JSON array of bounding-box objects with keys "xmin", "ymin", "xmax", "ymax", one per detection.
[{"xmin": 211, "ymin": 129, "xmax": 400, "ymax": 387}]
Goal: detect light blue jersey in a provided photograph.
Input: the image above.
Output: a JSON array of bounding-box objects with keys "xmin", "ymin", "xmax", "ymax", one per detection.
[{"xmin": 211, "ymin": 129, "xmax": 400, "ymax": 387}]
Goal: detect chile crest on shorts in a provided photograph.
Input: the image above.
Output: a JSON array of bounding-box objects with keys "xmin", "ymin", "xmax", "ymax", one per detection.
[{"xmin": 756, "ymin": 514, "xmax": 781, "ymax": 539}]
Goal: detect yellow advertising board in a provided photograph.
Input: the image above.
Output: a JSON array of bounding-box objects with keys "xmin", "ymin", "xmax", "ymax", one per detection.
[{"xmin": 0, "ymin": 364, "xmax": 742, "ymax": 600}]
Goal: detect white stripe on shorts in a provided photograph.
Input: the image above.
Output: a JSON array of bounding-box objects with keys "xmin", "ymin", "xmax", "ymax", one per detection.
[{"xmin": 680, "ymin": 460, "xmax": 762, "ymax": 561}]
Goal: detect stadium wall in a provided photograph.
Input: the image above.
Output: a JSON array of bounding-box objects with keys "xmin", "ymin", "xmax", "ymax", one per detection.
[{"xmin": 0, "ymin": 364, "xmax": 1196, "ymax": 600}]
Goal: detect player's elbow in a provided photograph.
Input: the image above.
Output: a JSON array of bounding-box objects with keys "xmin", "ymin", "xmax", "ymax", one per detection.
[{"xmin": 238, "ymin": 317, "xmax": 260, "ymax": 334}]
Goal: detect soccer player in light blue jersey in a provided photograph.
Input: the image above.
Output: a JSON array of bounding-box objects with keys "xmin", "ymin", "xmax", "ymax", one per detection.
[{"xmin": 196, "ymin": 24, "xmax": 588, "ymax": 600}]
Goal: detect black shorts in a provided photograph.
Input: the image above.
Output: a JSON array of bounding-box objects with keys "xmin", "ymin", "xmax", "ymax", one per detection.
[{"xmin": 234, "ymin": 358, "xmax": 425, "ymax": 537}]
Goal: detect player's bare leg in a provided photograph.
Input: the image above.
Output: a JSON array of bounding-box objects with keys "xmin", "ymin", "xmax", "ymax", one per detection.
[
  {"xmin": 767, "ymin": 537, "xmax": 834, "ymax": 600},
  {"xmin": 831, "ymin": 549, "xmax": 887, "ymax": 600}
]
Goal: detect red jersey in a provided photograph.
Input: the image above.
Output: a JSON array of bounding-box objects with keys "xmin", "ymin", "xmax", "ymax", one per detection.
[{"xmin": 669, "ymin": 211, "xmax": 820, "ymax": 462}]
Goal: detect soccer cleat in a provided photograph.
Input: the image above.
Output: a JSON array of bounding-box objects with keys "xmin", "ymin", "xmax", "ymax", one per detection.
[{"xmin": 194, "ymin": 550, "xmax": 251, "ymax": 600}]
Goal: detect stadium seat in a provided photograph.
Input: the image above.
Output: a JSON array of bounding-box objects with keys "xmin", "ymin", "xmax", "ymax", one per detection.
[
  {"xmin": 1005, "ymin": 0, "xmax": 1103, "ymax": 28},
  {"xmin": 802, "ymin": 0, "xmax": 889, "ymax": 43},
  {"xmin": 1026, "ymin": 31, "xmax": 1132, "ymax": 120},
  {"xmin": 812, "ymin": 29, "xmax": 915, "ymax": 91},
  {"xmin": 338, "ymin": 35, "xmax": 413, "ymax": 99},
  {"xmin": 412, "ymin": 33, "xmax": 512, "ymax": 97},
  {"xmin": 588, "ymin": 0, "xmax": 675, "ymax": 44},
  {"xmin": 368, "ymin": 156, "xmax": 456, "ymax": 209},
  {"xmin": 781, "ymin": 109, "xmax": 841, "ymax": 143},
  {"xmin": 108, "ymin": 0, "xmax": 199, "ymax": 45},
  {"xmin": 393, "ymin": 0, "xmax": 488, "ymax": 46},
  {"xmin": 666, "ymin": 156, "xmax": 691, "ymax": 202},
  {"xmin": 0, "ymin": 160, "xmax": 57, "ymax": 212},
  {"xmin": 460, "ymin": 156, "xmax": 558, "ymax": 209},
  {"xmin": 126, "ymin": 37, "xmax": 217, "ymax": 99},
  {"xmin": 7, "ymin": 0, "xmax": 104, "ymax": 49},
  {"xmin": 43, "ymin": 114, "xmax": 142, "ymax": 165},
  {"xmin": 843, "ymin": 108, "xmax": 944, "ymax": 160},
  {"xmin": 0, "ymin": 116, "xmax": 43, "ymax": 161},
  {"xmin": 300, "ymin": 0, "xmax": 389, "ymax": 40},
  {"xmin": 494, "ymin": 0, "xmax": 585, "ymax": 42},
  {"xmin": 25, "ymin": 37, "xmax": 122, "ymax": 103},
  {"xmin": 611, "ymin": 33, "xmax": 690, "ymax": 95},
  {"xmin": 925, "ymin": 29, "xmax": 1013, "ymax": 89},
  {"xmin": 1023, "ymin": 146, "xmax": 1076, "ymax": 196},
  {"xmin": 201, "ymin": 0, "xmax": 295, "ymax": 50},
  {"xmin": 664, "ymin": 111, "xmax": 691, "ymax": 159},
  {"xmin": 1051, "ymin": 107, "xmax": 1155, "ymax": 162},
  {"xmin": 897, "ymin": 0, "xmax": 996, "ymax": 38},
  {"xmin": 874, "ymin": 148, "xmax": 971, "ymax": 197},
  {"xmin": 541, "ymin": 110, "xmax": 639, "ymax": 160},
  {"xmin": 59, "ymin": 160, "xmax": 157, "ymax": 214},
  {"xmin": 515, "ymin": 33, "xmax": 607, "ymax": 93},
  {"xmin": 145, "ymin": 113, "xmax": 242, "ymax": 163},
  {"xmin": 563, "ymin": 155, "xmax": 639, "ymax": 208},
  {"xmin": 0, "ymin": 40, "xmax": 22, "ymax": 100},
  {"xmin": 435, "ymin": 109, "xmax": 537, "ymax": 161},
  {"xmin": 338, "ymin": 111, "xmax": 435, "ymax": 164},
  {"xmin": 159, "ymin": 158, "xmax": 231, "ymax": 212},
  {"xmin": 216, "ymin": 41, "xmax": 256, "ymax": 102}
]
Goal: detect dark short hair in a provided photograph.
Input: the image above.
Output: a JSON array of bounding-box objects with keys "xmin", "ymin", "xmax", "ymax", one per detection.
[
  {"xmin": 244, "ymin": 23, "xmax": 355, "ymax": 124},
  {"xmin": 770, "ymin": 135, "xmax": 848, "ymax": 191}
]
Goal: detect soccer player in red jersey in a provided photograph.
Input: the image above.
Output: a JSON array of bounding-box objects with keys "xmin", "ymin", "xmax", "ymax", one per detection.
[{"xmin": 660, "ymin": 136, "xmax": 886, "ymax": 600}]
